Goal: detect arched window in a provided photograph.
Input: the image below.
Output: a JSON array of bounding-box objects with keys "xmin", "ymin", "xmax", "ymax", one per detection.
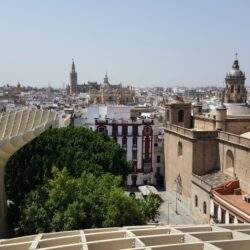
[
  {"xmin": 166, "ymin": 109, "xmax": 170, "ymax": 121},
  {"xmin": 225, "ymin": 149, "xmax": 234, "ymax": 176},
  {"xmin": 178, "ymin": 141, "xmax": 183, "ymax": 156},
  {"xmin": 97, "ymin": 126, "xmax": 107, "ymax": 134},
  {"xmin": 143, "ymin": 126, "xmax": 152, "ymax": 136},
  {"xmin": 195, "ymin": 195, "xmax": 198, "ymax": 207},
  {"xmin": 203, "ymin": 202, "xmax": 207, "ymax": 214},
  {"xmin": 178, "ymin": 110, "xmax": 184, "ymax": 122}
]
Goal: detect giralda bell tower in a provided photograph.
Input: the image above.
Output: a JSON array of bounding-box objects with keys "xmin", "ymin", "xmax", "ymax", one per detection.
[{"xmin": 70, "ymin": 59, "xmax": 78, "ymax": 95}]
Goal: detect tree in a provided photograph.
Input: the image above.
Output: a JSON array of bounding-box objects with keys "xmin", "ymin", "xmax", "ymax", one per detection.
[
  {"xmin": 5, "ymin": 127, "xmax": 130, "ymax": 203},
  {"xmin": 5, "ymin": 127, "xmax": 161, "ymax": 235},
  {"xmin": 19, "ymin": 168, "xmax": 158, "ymax": 234},
  {"xmin": 140, "ymin": 194, "xmax": 162, "ymax": 222}
]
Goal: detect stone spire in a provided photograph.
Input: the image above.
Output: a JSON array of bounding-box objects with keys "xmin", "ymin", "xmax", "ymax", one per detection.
[{"xmin": 71, "ymin": 59, "xmax": 76, "ymax": 73}]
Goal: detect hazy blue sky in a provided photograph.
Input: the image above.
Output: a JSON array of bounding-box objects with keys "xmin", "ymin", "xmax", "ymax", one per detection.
[{"xmin": 1, "ymin": 0, "xmax": 250, "ymax": 88}]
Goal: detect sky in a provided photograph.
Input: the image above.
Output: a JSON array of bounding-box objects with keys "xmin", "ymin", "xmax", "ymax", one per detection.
[{"xmin": 1, "ymin": 0, "xmax": 250, "ymax": 88}]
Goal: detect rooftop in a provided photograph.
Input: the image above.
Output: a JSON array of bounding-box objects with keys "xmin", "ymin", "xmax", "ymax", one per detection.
[
  {"xmin": 2, "ymin": 224, "xmax": 250, "ymax": 249},
  {"xmin": 241, "ymin": 132, "xmax": 250, "ymax": 139},
  {"xmin": 212, "ymin": 180, "xmax": 250, "ymax": 221},
  {"xmin": 195, "ymin": 171, "xmax": 235, "ymax": 189}
]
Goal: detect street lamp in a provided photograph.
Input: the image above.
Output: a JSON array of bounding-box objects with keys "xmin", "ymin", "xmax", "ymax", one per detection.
[{"xmin": 165, "ymin": 199, "xmax": 171, "ymax": 224}]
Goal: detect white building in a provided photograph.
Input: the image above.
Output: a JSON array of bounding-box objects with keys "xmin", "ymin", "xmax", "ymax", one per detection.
[{"xmin": 76, "ymin": 105, "xmax": 164, "ymax": 187}]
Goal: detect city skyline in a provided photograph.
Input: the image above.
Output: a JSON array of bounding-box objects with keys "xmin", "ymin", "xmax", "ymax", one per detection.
[{"xmin": 1, "ymin": 1, "xmax": 250, "ymax": 87}]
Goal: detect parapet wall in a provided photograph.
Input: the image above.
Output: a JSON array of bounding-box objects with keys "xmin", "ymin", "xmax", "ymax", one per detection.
[
  {"xmin": 218, "ymin": 131, "xmax": 250, "ymax": 149},
  {"xmin": 165, "ymin": 124, "xmax": 218, "ymax": 140},
  {"xmin": 165, "ymin": 124, "xmax": 250, "ymax": 148}
]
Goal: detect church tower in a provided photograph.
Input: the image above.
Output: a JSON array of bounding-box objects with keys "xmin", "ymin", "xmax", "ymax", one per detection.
[
  {"xmin": 224, "ymin": 54, "xmax": 247, "ymax": 103},
  {"xmin": 165, "ymin": 96, "xmax": 192, "ymax": 128},
  {"xmin": 70, "ymin": 59, "xmax": 78, "ymax": 95},
  {"xmin": 103, "ymin": 72, "xmax": 110, "ymax": 87}
]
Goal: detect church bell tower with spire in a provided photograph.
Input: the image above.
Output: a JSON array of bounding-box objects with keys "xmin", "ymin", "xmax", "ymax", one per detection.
[
  {"xmin": 70, "ymin": 59, "xmax": 78, "ymax": 95},
  {"xmin": 224, "ymin": 54, "xmax": 247, "ymax": 103}
]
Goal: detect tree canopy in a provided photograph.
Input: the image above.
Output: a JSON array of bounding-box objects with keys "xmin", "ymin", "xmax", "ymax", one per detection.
[
  {"xmin": 5, "ymin": 126, "xmax": 161, "ymax": 235},
  {"xmin": 5, "ymin": 127, "xmax": 130, "ymax": 204}
]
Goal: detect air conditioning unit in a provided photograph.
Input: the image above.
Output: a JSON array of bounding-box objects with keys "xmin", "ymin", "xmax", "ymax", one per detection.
[{"xmin": 244, "ymin": 195, "xmax": 250, "ymax": 203}]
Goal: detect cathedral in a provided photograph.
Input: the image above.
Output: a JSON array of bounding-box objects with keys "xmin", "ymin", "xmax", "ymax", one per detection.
[
  {"xmin": 164, "ymin": 56, "xmax": 250, "ymax": 224},
  {"xmin": 67, "ymin": 60, "xmax": 136, "ymax": 105},
  {"xmin": 89, "ymin": 73, "xmax": 136, "ymax": 105}
]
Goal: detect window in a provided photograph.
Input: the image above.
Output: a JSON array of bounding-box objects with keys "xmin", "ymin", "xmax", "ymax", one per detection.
[
  {"xmin": 214, "ymin": 204, "xmax": 218, "ymax": 222},
  {"xmin": 112, "ymin": 124, "xmax": 118, "ymax": 136},
  {"xmin": 221, "ymin": 209, "xmax": 226, "ymax": 223},
  {"xmin": 132, "ymin": 150, "xmax": 137, "ymax": 160},
  {"xmin": 143, "ymin": 126, "xmax": 152, "ymax": 136},
  {"xmin": 133, "ymin": 137, "xmax": 137, "ymax": 147},
  {"xmin": 237, "ymin": 85, "xmax": 241, "ymax": 93},
  {"xmin": 166, "ymin": 109, "xmax": 170, "ymax": 121},
  {"xmin": 132, "ymin": 125, "xmax": 138, "ymax": 136},
  {"xmin": 122, "ymin": 137, "xmax": 127, "ymax": 148},
  {"xmin": 97, "ymin": 126, "xmax": 106, "ymax": 134},
  {"xmin": 178, "ymin": 110, "xmax": 184, "ymax": 122},
  {"xmin": 229, "ymin": 214, "xmax": 235, "ymax": 224},
  {"xmin": 231, "ymin": 85, "xmax": 234, "ymax": 93},
  {"xmin": 122, "ymin": 125, "xmax": 128, "ymax": 136},
  {"xmin": 225, "ymin": 149, "xmax": 234, "ymax": 176},
  {"xmin": 203, "ymin": 202, "xmax": 207, "ymax": 214},
  {"xmin": 178, "ymin": 141, "xmax": 183, "ymax": 156},
  {"xmin": 157, "ymin": 155, "xmax": 161, "ymax": 163},
  {"xmin": 154, "ymin": 135, "xmax": 158, "ymax": 147},
  {"xmin": 195, "ymin": 195, "xmax": 198, "ymax": 207}
]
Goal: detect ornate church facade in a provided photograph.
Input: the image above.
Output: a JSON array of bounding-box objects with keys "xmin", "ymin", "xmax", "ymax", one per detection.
[{"xmin": 89, "ymin": 73, "xmax": 136, "ymax": 105}]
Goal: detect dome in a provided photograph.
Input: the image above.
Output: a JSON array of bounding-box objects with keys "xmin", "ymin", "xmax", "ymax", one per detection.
[
  {"xmin": 103, "ymin": 73, "xmax": 110, "ymax": 86},
  {"xmin": 227, "ymin": 59, "xmax": 244, "ymax": 77},
  {"xmin": 229, "ymin": 68, "xmax": 244, "ymax": 77}
]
